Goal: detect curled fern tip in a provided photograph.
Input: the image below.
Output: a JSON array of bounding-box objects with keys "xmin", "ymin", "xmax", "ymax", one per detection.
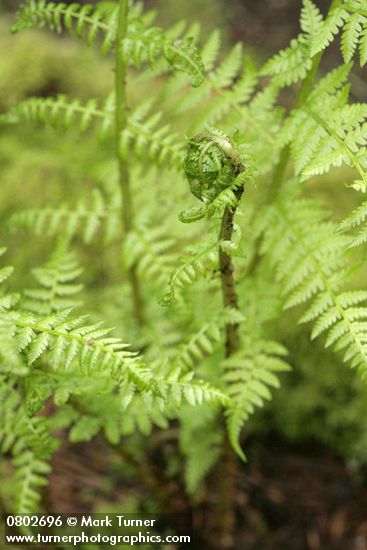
[{"xmin": 183, "ymin": 129, "xmax": 244, "ymax": 203}]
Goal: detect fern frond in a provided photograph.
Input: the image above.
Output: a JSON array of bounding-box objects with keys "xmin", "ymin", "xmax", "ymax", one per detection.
[
  {"xmin": 201, "ymin": 29, "xmax": 221, "ymax": 72},
  {"xmin": 12, "ymin": 0, "xmax": 119, "ymax": 54},
  {"xmin": 187, "ymin": 52, "xmax": 260, "ymax": 135},
  {"xmin": 22, "ymin": 250, "xmax": 83, "ymax": 315},
  {"xmin": 224, "ymin": 338, "xmax": 290, "ymax": 460},
  {"xmin": 278, "ymin": 66, "xmax": 367, "ymax": 188},
  {"xmin": 258, "ymin": 183, "xmax": 367, "ymax": 378},
  {"xmin": 179, "ymin": 170, "xmax": 251, "ymax": 224},
  {"xmin": 0, "ymin": 94, "xmax": 113, "ymax": 133},
  {"xmin": 122, "ymin": 25, "xmax": 205, "ymax": 87},
  {"xmin": 161, "ymin": 241, "xmax": 219, "ymax": 305},
  {"xmin": 10, "ymin": 187, "xmax": 121, "ymax": 244},
  {"xmin": 339, "ymin": 199, "xmax": 367, "ymax": 248},
  {"xmin": 302, "ymin": 105, "xmax": 367, "ymax": 190},
  {"xmin": 341, "ymin": 12, "xmax": 365, "ymax": 62},
  {"xmin": 120, "ymin": 103, "xmax": 184, "ymax": 167},
  {"xmin": 212, "ymin": 43, "xmax": 243, "ymax": 89},
  {"xmin": 123, "ymin": 225, "xmax": 176, "ymax": 290},
  {"xmin": 172, "ymin": 308, "xmax": 245, "ymax": 374},
  {"xmin": 13, "ymin": 1, "xmax": 204, "ymax": 83},
  {"xmin": 2, "ymin": 95, "xmax": 184, "ymax": 168},
  {"xmin": 261, "ymin": 34, "xmax": 312, "ymax": 87},
  {"xmin": 360, "ymin": 17, "xmax": 367, "ymax": 66},
  {"xmin": 14, "ymin": 451, "xmax": 51, "ymax": 513},
  {"xmin": 310, "ymin": 5, "xmax": 349, "ymax": 56},
  {"xmin": 179, "ymin": 403, "xmax": 222, "ymax": 494},
  {"xmin": 300, "ymin": 0, "xmax": 323, "ymax": 36},
  {"xmin": 0, "ymin": 380, "xmax": 56, "ymax": 513}
]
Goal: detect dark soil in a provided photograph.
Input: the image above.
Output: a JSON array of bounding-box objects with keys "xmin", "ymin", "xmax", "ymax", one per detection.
[{"xmin": 47, "ymin": 435, "xmax": 367, "ymax": 550}]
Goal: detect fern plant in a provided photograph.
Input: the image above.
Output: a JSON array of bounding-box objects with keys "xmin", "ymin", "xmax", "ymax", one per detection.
[{"xmin": 3, "ymin": 0, "xmax": 367, "ymax": 548}]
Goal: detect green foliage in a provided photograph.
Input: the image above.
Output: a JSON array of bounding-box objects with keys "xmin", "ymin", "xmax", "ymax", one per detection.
[{"xmin": 3, "ymin": 0, "xmax": 367, "ymax": 517}]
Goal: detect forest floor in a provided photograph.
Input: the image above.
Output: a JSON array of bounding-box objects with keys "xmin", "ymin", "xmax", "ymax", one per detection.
[
  {"xmin": 47, "ymin": 435, "xmax": 367, "ymax": 550},
  {"xmin": 238, "ymin": 438, "xmax": 367, "ymax": 550}
]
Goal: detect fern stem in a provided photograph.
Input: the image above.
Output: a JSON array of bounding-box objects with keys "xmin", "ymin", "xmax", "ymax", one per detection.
[
  {"xmin": 212, "ymin": 169, "xmax": 244, "ymax": 549},
  {"xmin": 219, "ymin": 187, "xmax": 244, "ymax": 356},
  {"xmin": 115, "ymin": 0, "xmax": 145, "ymax": 325}
]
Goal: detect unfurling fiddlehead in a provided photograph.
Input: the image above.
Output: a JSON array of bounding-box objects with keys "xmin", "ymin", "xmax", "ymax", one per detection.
[
  {"xmin": 183, "ymin": 128, "xmax": 244, "ymax": 202},
  {"xmin": 180, "ymin": 127, "xmax": 247, "ymax": 224}
]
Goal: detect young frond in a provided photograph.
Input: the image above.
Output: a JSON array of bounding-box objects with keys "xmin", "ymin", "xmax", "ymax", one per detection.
[
  {"xmin": 179, "ymin": 170, "xmax": 251, "ymax": 224},
  {"xmin": 224, "ymin": 338, "xmax": 290, "ymax": 460}
]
